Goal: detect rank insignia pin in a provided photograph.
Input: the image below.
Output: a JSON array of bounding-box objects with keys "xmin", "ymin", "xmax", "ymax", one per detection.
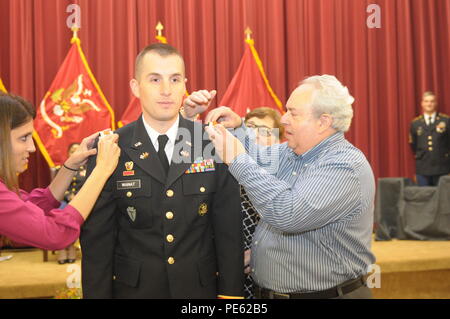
[{"xmin": 134, "ymin": 142, "xmax": 142, "ymax": 147}]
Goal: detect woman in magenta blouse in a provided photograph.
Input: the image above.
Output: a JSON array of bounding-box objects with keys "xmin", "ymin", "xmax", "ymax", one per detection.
[{"xmin": 0, "ymin": 93, "xmax": 120, "ymax": 250}]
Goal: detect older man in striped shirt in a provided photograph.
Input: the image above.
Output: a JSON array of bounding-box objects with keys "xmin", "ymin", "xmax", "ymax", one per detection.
[{"xmin": 186, "ymin": 75, "xmax": 376, "ymax": 299}]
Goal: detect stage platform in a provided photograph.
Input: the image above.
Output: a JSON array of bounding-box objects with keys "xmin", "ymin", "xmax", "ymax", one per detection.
[
  {"xmin": 1, "ymin": 239, "xmax": 450, "ymax": 299},
  {"xmin": 0, "ymin": 249, "xmax": 81, "ymax": 299},
  {"xmin": 371, "ymin": 239, "xmax": 450, "ymax": 299}
]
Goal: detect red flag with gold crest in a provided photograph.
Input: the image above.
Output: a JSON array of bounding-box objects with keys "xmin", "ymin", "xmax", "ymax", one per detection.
[
  {"xmin": 219, "ymin": 28, "xmax": 284, "ymax": 117},
  {"xmin": 33, "ymin": 30, "xmax": 115, "ymax": 168}
]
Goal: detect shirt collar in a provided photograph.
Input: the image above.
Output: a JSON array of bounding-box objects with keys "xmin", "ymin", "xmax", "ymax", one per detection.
[
  {"xmin": 142, "ymin": 115, "xmax": 180, "ymax": 148},
  {"xmin": 290, "ymin": 132, "xmax": 345, "ymax": 162}
]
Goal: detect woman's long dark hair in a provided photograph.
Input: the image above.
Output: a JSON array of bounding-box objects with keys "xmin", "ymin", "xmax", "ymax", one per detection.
[{"xmin": 0, "ymin": 92, "xmax": 36, "ymax": 192}]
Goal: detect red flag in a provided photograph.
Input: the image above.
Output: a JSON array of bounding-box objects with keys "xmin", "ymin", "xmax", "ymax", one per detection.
[
  {"xmin": 33, "ymin": 33, "xmax": 115, "ymax": 168},
  {"xmin": 0, "ymin": 78, "xmax": 6, "ymax": 92},
  {"xmin": 118, "ymin": 96, "xmax": 141, "ymax": 128},
  {"xmin": 219, "ymin": 31, "xmax": 284, "ymax": 117}
]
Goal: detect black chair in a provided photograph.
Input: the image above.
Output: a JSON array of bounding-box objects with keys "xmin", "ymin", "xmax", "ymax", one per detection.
[{"xmin": 375, "ymin": 176, "xmax": 450, "ymax": 241}]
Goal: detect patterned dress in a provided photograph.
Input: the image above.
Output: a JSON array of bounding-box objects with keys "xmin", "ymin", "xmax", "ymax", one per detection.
[{"xmin": 240, "ymin": 185, "xmax": 260, "ymax": 299}]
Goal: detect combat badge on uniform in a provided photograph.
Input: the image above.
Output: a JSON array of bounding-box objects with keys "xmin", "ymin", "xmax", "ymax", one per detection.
[{"xmin": 127, "ymin": 206, "xmax": 137, "ymax": 222}]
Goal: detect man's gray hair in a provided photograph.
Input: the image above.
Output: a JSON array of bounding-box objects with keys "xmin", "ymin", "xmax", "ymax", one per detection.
[{"xmin": 302, "ymin": 75, "xmax": 355, "ymax": 132}]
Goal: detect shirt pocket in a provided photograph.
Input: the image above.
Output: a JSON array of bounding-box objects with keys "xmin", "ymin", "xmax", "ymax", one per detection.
[
  {"xmin": 113, "ymin": 254, "xmax": 141, "ymax": 288},
  {"xmin": 113, "ymin": 177, "xmax": 152, "ymax": 229},
  {"xmin": 182, "ymin": 173, "xmax": 217, "ymax": 226}
]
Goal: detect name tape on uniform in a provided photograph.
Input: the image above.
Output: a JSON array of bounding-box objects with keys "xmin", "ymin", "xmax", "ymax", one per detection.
[{"xmin": 117, "ymin": 179, "xmax": 142, "ymax": 190}]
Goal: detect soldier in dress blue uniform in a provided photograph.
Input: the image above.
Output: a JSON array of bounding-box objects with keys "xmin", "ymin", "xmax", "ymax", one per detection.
[
  {"xmin": 409, "ymin": 91, "xmax": 450, "ymax": 186},
  {"xmin": 80, "ymin": 43, "xmax": 244, "ymax": 299}
]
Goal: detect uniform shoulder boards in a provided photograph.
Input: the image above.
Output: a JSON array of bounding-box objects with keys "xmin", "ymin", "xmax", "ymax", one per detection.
[
  {"xmin": 412, "ymin": 115, "xmax": 423, "ymax": 122},
  {"xmin": 439, "ymin": 113, "xmax": 449, "ymax": 118}
]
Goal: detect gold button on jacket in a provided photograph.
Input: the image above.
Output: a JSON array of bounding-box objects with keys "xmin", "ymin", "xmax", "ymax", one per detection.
[
  {"xmin": 166, "ymin": 189, "xmax": 174, "ymax": 197},
  {"xmin": 166, "ymin": 234, "xmax": 174, "ymax": 243},
  {"xmin": 166, "ymin": 211, "xmax": 174, "ymax": 220}
]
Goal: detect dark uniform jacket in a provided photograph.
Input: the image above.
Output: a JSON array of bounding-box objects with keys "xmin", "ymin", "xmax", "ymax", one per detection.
[
  {"xmin": 409, "ymin": 113, "xmax": 450, "ymax": 176},
  {"xmin": 80, "ymin": 115, "xmax": 244, "ymax": 299}
]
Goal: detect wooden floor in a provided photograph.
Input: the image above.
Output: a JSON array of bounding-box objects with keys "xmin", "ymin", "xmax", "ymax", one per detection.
[{"xmin": 1, "ymin": 239, "xmax": 450, "ymax": 299}]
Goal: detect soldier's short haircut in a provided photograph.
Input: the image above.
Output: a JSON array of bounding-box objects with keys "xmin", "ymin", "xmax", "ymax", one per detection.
[
  {"xmin": 134, "ymin": 43, "xmax": 185, "ymax": 79},
  {"xmin": 422, "ymin": 91, "xmax": 436, "ymax": 100}
]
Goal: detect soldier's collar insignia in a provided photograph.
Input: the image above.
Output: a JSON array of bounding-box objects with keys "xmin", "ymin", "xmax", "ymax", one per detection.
[
  {"xmin": 180, "ymin": 150, "xmax": 190, "ymax": 157},
  {"xmin": 140, "ymin": 152, "xmax": 149, "ymax": 159}
]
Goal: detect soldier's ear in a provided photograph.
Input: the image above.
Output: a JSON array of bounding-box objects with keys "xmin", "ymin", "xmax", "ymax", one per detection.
[{"xmin": 130, "ymin": 79, "xmax": 140, "ymax": 99}]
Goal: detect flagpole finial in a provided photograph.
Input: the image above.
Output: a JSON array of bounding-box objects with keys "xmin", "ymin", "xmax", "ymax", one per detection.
[
  {"xmin": 156, "ymin": 21, "xmax": 164, "ymax": 37},
  {"xmin": 70, "ymin": 27, "xmax": 81, "ymax": 44},
  {"xmin": 245, "ymin": 27, "xmax": 253, "ymax": 41},
  {"xmin": 71, "ymin": 27, "xmax": 79, "ymax": 39}
]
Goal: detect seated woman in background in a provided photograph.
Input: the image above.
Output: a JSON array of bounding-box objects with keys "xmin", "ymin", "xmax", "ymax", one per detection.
[{"xmin": 0, "ymin": 92, "xmax": 120, "ymax": 250}]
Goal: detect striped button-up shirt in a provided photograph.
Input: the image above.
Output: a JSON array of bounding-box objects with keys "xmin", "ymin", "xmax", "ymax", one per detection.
[{"xmin": 229, "ymin": 131, "xmax": 376, "ymax": 293}]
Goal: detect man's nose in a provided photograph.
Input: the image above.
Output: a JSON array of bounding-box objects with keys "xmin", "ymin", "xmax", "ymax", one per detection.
[{"xmin": 160, "ymin": 80, "xmax": 171, "ymax": 96}]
